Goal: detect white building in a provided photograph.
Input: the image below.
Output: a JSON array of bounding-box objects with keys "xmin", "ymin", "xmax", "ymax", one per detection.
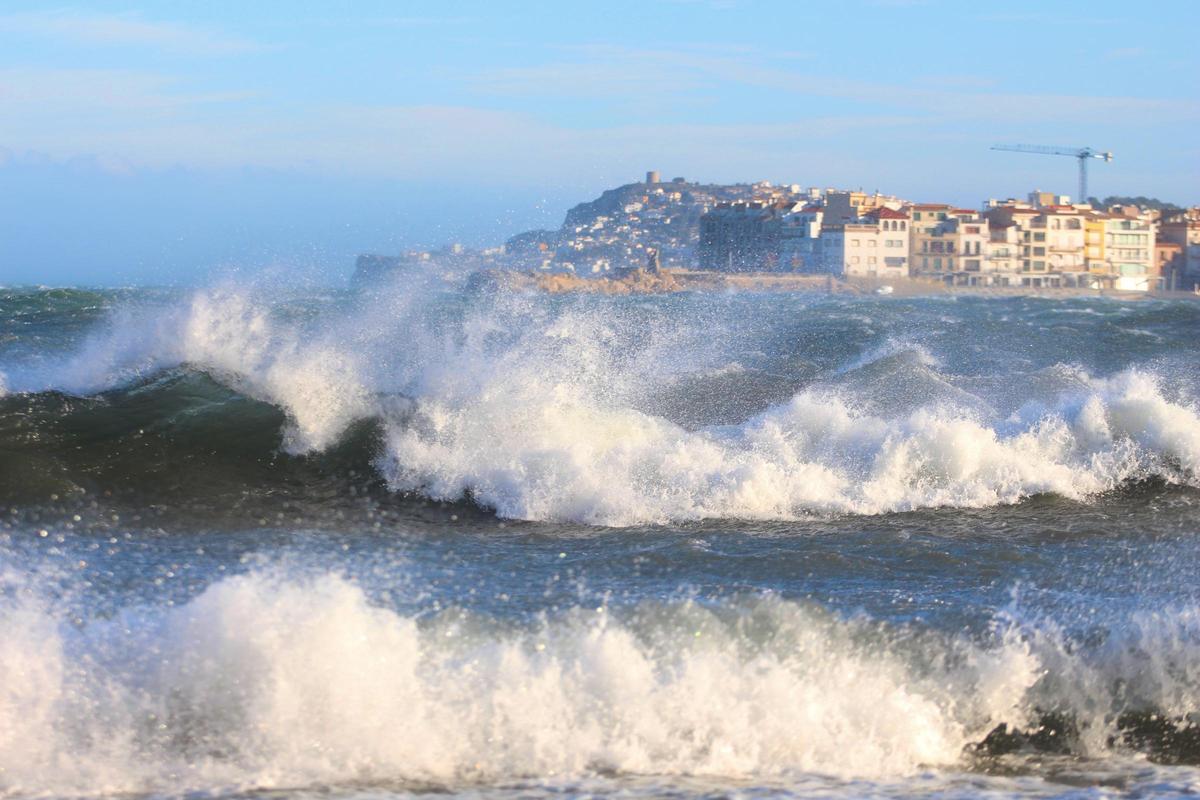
[
  {"xmin": 815, "ymin": 207, "xmax": 910, "ymax": 278},
  {"xmin": 778, "ymin": 205, "xmax": 824, "ymax": 271},
  {"xmin": 779, "ymin": 205, "xmax": 909, "ymax": 277},
  {"xmin": 1103, "ymin": 214, "xmax": 1157, "ymax": 291}
]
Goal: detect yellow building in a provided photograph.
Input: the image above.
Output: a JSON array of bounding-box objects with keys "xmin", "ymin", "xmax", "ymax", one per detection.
[{"xmin": 1085, "ymin": 214, "xmax": 1107, "ymax": 284}]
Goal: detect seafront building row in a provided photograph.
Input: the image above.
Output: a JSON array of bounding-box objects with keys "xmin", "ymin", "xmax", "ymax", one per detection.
[
  {"xmin": 699, "ymin": 189, "xmax": 1200, "ymax": 291},
  {"xmin": 353, "ymin": 173, "xmax": 1200, "ymax": 291}
]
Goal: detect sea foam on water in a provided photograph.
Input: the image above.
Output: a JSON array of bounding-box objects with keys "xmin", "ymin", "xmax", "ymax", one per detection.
[
  {"xmin": 3, "ymin": 284, "xmax": 1200, "ymax": 799},
  {"xmin": 0, "ymin": 568, "xmax": 1197, "ymax": 797},
  {"xmin": 9, "ymin": 281, "xmax": 1200, "ymax": 525}
]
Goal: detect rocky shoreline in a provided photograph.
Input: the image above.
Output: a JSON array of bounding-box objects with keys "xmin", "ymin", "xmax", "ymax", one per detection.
[{"xmin": 469, "ymin": 268, "xmax": 1200, "ymax": 300}]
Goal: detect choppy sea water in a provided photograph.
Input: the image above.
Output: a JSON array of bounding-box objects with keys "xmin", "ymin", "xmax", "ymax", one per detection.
[{"xmin": 1, "ymin": 280, "xmax": 1199, "ymax": 799}]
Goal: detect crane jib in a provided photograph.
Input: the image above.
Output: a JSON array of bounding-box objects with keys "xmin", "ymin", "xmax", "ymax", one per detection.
[{"xmin": 991, "ymin": 144, "xmax": 1114, "ymax": 203}]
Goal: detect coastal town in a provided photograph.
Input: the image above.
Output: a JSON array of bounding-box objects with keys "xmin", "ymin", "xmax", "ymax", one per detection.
[{"xmin": 356, "ymin": 171, "xmax": 1200, "ymax": 294}]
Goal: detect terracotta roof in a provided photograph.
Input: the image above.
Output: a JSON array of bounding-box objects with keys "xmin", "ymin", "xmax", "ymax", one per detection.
[{"xmin": 867, "ymin": 207, "xmax": 909, "ymax": 220}]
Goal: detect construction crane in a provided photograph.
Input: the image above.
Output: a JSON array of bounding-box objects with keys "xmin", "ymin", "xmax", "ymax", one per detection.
[{"xmin": 991, "ymin": 144, "xmax": 1113, "ymax": 204}]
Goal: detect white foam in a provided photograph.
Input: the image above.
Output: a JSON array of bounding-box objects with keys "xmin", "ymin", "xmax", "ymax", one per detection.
[
  {"xmin": 835, "ymin": 338, "xmax": 941, "ymax": 375},
  {"xmin": 14, "ymin": 283, "xmax": 1200, "ymax": 524},
  {"xmin": 1, "ymin": 569, "xmax": 1196, "ymax": 797},
  {"xmin": 17, "ymin": 284, "xmax": 379, "ymax": 453},
  {"xmin": 380, "ymin": 370, "xmax": 1198, "ymax": 526}
]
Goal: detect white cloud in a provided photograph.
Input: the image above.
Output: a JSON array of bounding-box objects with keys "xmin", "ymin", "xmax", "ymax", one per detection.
[
  {"xmin": 0, "ymin": 65, "xmax": 925, "ymax": 183},
  {"xmin": 0, "ymin": 51, "xmax": 1194, "ymax": 193},
  {"xmin": 0, "ymin": 10, "xmax": 265, "ymax": 55},
  {"xmin": 466, "ymin": 44, "xmax": 1196, "ymax": 126}
]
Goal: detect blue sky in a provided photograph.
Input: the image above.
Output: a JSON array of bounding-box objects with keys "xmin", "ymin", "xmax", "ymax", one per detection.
[{"xmin": 1, "ymin": 0, "xmax": 1197, "ymax": 285}]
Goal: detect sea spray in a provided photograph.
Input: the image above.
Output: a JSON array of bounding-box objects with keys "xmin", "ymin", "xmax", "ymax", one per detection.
[
  {"xmin": 2, "ymin": 566, "xmax": 1199, "ymax": 797},
  {"xmin": 4, "ymin": 285, "xmax": 1200, "ymax": 799},
  {"xmin": 2, "ymin": 284, "xmax": 1199, "ymax": 524},
  {"xmin": 379, "ymin": 375, "xmax": 1198, "ymax": 525}
]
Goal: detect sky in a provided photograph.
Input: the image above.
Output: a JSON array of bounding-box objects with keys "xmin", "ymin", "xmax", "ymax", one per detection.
[{"xmin": 1, "ymin": 0, "xmax": 1197, "ymax": 286}]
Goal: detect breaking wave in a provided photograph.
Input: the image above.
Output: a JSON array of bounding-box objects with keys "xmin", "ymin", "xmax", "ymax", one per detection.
[
  {"xmin": 2, "ymin": 283, "xmax": 1199, "ymax": 525},
  {"xmin": 0, "ymin": 567, "xmax": 1197, "ymax": 797}
]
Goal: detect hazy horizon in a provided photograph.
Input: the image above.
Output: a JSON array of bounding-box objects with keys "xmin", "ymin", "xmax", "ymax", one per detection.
[{"xmin": 2, "ymin": 0, "xmax": 1197, "ymax": 286}]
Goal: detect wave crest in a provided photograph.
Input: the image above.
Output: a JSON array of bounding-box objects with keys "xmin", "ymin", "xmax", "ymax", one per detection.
[
  {"xmin": 2, "ymin": 569, "xmax": 1197, "ymax": 796},
  {"xmin": 3, "ymin": 284, "xmax": 1199, "ymax": 524},
  {"xmin": 380, "ymin": 371, "xmax": 1199, "ymax": 525}
]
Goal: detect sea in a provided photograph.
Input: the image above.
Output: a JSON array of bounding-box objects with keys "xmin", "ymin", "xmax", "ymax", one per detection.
[{"xmin": 1, "ymin": 278, "xmax": 1198, "ymax": 799}]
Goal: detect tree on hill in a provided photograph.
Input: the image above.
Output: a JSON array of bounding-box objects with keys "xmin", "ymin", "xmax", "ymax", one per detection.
[{"xmin": 1087, "ymin": 195, "xmax": 1183, "ymax": 212}]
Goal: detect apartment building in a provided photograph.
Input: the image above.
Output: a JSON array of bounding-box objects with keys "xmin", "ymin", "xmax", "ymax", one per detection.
[
  {"xmin": 697, "ymin": 184, "xmax": 1179, "ymax": 291},
  {"xmin": 1084, "ymin": 213, "xmax": 1107, "ymax": 282},
  {"xmin": 1102, "ymin": 214, "xmax": 1157, "ymax": 291},
  {"xmin": 865, "ymin": 207, "xmax": 911, "ymax": 277},
  {"xmin": 698, "ymin": 201, "xmax": 798, "ymax": 271},
  {"xmin": 778, "ymin": 205, "xmax": 824, "ymax": 271},
  {"xmin": 982, "ymin": 199, "xmax": 1161, "ymax": 290},
  {"xmin": 909, "ymin": 205, "xmax": 998, "ymax": 285},
  {"xmin": 823, "ymin": 190, "xmax": 904, "ymax": 223},
  {"xmin": 982, "ymin": 203, "xmax": 1081, "ymax": 287},
  {"xmin": 1038, "ymin": 206, "xmax": 1088, "ymax": 286},
  {"xmin": 907, "ymin": 203, "xmax": 956, "ymax": 240},
  {"xmin": 1157, "ymin": 241, "xmax": 1184, "ymax": 290},
  {"xmin": 797, "ymin": 207, "xmax": 910, "ymax": 278},
  {"xmin": 1158, "ymin": 209, "xmax": 1200, "ymax": 289},
  {"xmin": 984, "ymin": 224, "xmax": 1022, "ymax": 283}
]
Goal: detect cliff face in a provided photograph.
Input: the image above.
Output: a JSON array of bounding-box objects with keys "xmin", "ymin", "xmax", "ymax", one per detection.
[{"xmin": 562, "ymin": 184, "xmax": 641, "ymax": 229}]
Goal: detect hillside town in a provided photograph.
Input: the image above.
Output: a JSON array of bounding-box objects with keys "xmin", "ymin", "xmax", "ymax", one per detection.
[{"xmin": 356, "ymin": 171, "xmax": 1200, "ymax": 293}]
